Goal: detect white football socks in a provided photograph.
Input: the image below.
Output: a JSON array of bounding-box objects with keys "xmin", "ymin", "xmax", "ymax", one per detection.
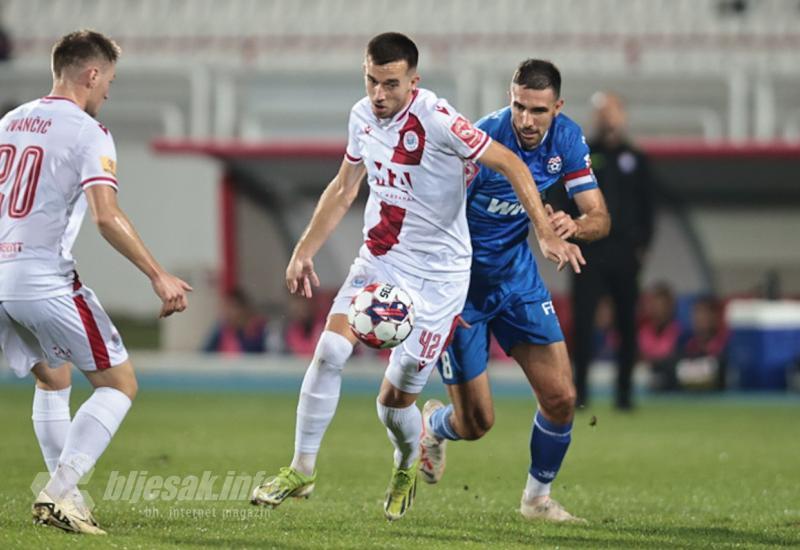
[
  {"xmin": 376, "ymin": 399, "xmax": 422, "ymax": 469},
  {"xmin": 44, "ymin": 387, "xmax": 131, "ymax": 501},
  {"xmin": 291, "ymin": 331, "xmax": 353, "ymax": 476},
  {"xmin": 32, "ymin": 386, "xmax": 72, "ymax": 474},
  {"xmin": 523, "ymin": 473, "xmax": 552, "ymax": 502}
]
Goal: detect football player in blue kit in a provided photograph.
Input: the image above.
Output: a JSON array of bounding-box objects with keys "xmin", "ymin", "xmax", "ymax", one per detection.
[{"xmin": 421, "ymin": 59, "xmax": 611, "ymax": 522}]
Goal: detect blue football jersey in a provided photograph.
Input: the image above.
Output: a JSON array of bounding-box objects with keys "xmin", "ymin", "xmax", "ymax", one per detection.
[{"xmin": 467, "ymin": 109, "xmax": 598, "ymax": 284}]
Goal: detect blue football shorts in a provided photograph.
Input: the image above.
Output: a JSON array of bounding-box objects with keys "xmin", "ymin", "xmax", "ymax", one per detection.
[{"xmin": 437, "ymin": 282, "xmax": 564, "ymax": 385}]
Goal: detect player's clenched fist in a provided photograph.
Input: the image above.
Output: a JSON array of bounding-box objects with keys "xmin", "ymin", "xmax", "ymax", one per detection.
[
  {"xmin": 151, "ymin": 272, "xmax": 193, "ymax": 318},
  {"xmin": 286, "ymin": 255, "xmax": 320, "ymax": 298}
]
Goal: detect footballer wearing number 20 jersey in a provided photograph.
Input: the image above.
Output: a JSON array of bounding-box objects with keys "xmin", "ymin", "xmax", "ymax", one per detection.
[
  {"xmin": 0, "ymin": 96, "xmax": 119, "ymax": 299},
  {"xmin": 0, "ymin": 95, "xmax": 128, "ymax": 375}
]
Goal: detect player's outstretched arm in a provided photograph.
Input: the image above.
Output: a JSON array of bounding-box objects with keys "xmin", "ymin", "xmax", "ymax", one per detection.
[
  {"xmin": 546, "ymin": 188, "xmax": 610, "ymax": 242},
  {"xmin": 84, "ymin": 185, "xmax": 192, "ymax": 318},
  {"xmin": 286, "ymin": 159, "xmax": 367, "ymax": 297},
  {"xmin": 477, "ymin": 141, "xmax": 586, "ymax": 273}
]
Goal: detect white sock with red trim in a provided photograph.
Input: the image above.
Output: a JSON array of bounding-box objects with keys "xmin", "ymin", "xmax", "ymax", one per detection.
[
  {"xmin": 32, "ymin": 386, "xmax": 72, "ymax": 474},
  {"xmin": 44, "ymin": 387, "xmax": 131, "ymax": 501},
  {"xmin": 376, "ymin": 399, "xmax": 422, "ymax": 469}
]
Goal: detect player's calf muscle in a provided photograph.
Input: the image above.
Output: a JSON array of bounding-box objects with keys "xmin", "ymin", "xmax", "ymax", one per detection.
[
  {"xmin": 32, "ymin": 362, "xmax": 71, "ymax": 391},
  {"xmin": 452, "ymin": 405, "xmax": 494, "ymax": 440}
]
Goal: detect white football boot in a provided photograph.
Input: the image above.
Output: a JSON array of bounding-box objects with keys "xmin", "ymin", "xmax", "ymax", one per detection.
[
  {"xmin": 32, "ymin": 490, "xmax": 107, "ymax": 535},
  {"xmin": 520, "ymin": 496, "xmax": 586, "ymax": 523},
  {"xmin": 419, "ymin": 399, "xmax": 447, "ymax": 484}
]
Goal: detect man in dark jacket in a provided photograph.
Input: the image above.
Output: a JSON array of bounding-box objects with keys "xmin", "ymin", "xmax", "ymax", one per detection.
[{"xmin": 547, "ymin": 92, "xmax": 655, "ymax": 410}]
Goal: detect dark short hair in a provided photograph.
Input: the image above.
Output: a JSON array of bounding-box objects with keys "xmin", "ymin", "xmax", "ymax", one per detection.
[
  {"xmin": 52, "ymin": 30, "xmax": 121, "ymax": 78},
  {"xmin": 366, "ymin": 32, "xmax": 418, "ymax": 70},
  {"xmin": 512, "ymin": 59, "xmax": 562, "ymax": 98}
]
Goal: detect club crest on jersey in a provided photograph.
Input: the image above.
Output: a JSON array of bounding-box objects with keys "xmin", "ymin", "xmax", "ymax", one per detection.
[
  {"xmin": 403, "ymin": 131, "xmax": 419, "ymax": 152},
  {"xmin": 392, "ymin": 113, "xmax": 425, "ymax": 166},
  {"xmin": 546, "ymin": 156, "xmax": 562, "ymax": 174}
]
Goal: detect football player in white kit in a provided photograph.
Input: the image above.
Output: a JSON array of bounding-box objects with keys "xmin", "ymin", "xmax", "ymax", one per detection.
[
  {"xmin": 0, "ymin": 30, "xmax": 191, "ymax": 534},
  {"xmin": 251, "ymin": 33, "xmax": 583, "ymax": 521}
]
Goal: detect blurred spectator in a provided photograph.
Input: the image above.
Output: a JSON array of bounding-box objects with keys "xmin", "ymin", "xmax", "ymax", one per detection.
[
  {"xmin": 682, "ymin": 296, "xmax": 728, "ymax": 359},
  {"xmin": 203, "ymin": 288, "xmax": 268, "ymax": 354},
  {"xmin": 283, "ymin": 295, "xmax": 325, "ymax": 357},
  {"xmin": 549, "ymin": 91, "xmax": 656, "ymax": 410},
  {"xmin": 592, "ymin": 295, "xmax": 619, "ymax": 361},
  {"xmin": 639, "ymin": 283, "xmax": 683, "ymax": 390},
  {"xmin": 638, "ymin": 283, "xmax": 682, "ymax": 362},
  {"xmin": 674, "ymin": 296, "xmax": 729, "ymax": 390}
]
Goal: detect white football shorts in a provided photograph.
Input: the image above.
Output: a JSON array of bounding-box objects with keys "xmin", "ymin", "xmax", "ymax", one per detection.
[
  {"xmin": 0, "ymin": 284, "xmax": 128, "ymax": 377},
  {"xmin": 331, "ymin": 251, "xmax": 468, "ymax": 394}
]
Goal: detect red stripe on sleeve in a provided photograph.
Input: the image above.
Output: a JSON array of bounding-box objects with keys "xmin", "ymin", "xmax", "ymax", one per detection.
[
  {"xmin": 563, "ymin": 167, "xmax": 592, "ymax": 180},
  {"xmin": 73, "ymin": 294, "xmax": 111, "ymax": 370}
]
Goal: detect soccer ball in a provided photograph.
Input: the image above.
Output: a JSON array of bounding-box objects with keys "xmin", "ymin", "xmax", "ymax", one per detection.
[{"xmin": 347, "ymin": 282, "xmax": 414, "ymax": 349}]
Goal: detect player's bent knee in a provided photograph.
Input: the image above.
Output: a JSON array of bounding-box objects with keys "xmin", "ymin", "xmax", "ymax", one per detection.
[
  {"xmin": 312, "ymin": 330, "xmax": 353, "ymax": 371},
  {"xmin": 85, "ymin": 360, "xmax": 139, "ymax": 401},
  {"xmin": 104, "ymin": 374, "xmax": 138, "ymax": 401},
  {"xmin": 539, "ymin": 389, "xmax": 576, "ymax": 423},
  {"xmin": 120, "ymin": 376, "xmax": 139, "ymax": 401}
]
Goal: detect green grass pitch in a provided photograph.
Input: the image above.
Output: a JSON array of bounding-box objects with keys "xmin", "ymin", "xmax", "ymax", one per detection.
[{"xmin": 0, "ymin": 385, "xmax": 798, "ymax": 548}]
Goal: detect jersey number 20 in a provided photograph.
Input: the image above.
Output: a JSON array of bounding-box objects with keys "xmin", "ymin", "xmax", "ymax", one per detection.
[{"xmin": 0, "ymin": 144, "xmax": 44, "ymax": 219}]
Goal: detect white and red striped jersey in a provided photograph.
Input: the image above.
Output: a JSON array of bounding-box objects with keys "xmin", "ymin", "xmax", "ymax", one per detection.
[
  {"xmin": 345, "ymin": 88, "xmax": 491, "ymax": 281},
  {"xmin": 0, "ymin": 97, "xmax": 118, "ymax": 300}
]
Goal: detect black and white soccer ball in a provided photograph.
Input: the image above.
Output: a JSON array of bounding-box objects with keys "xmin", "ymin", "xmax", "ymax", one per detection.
[{"xmin": 347, "ymin": 282, "xmax": 414, "ymax": 349}]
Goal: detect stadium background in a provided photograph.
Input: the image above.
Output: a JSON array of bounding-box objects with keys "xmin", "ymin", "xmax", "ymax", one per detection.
[{"xmin": 0, "ymin": 1, "xmax": 799, "ymax": 548}]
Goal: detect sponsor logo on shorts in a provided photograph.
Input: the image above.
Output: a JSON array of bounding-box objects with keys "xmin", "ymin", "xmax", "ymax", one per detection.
[
  {"xmin": 541, "ymin": 301, "xmax": 555, "ymax": 315},
  {"xmin": 52, "ymin": 345, "xmax": 72, "ymax": 360}
]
